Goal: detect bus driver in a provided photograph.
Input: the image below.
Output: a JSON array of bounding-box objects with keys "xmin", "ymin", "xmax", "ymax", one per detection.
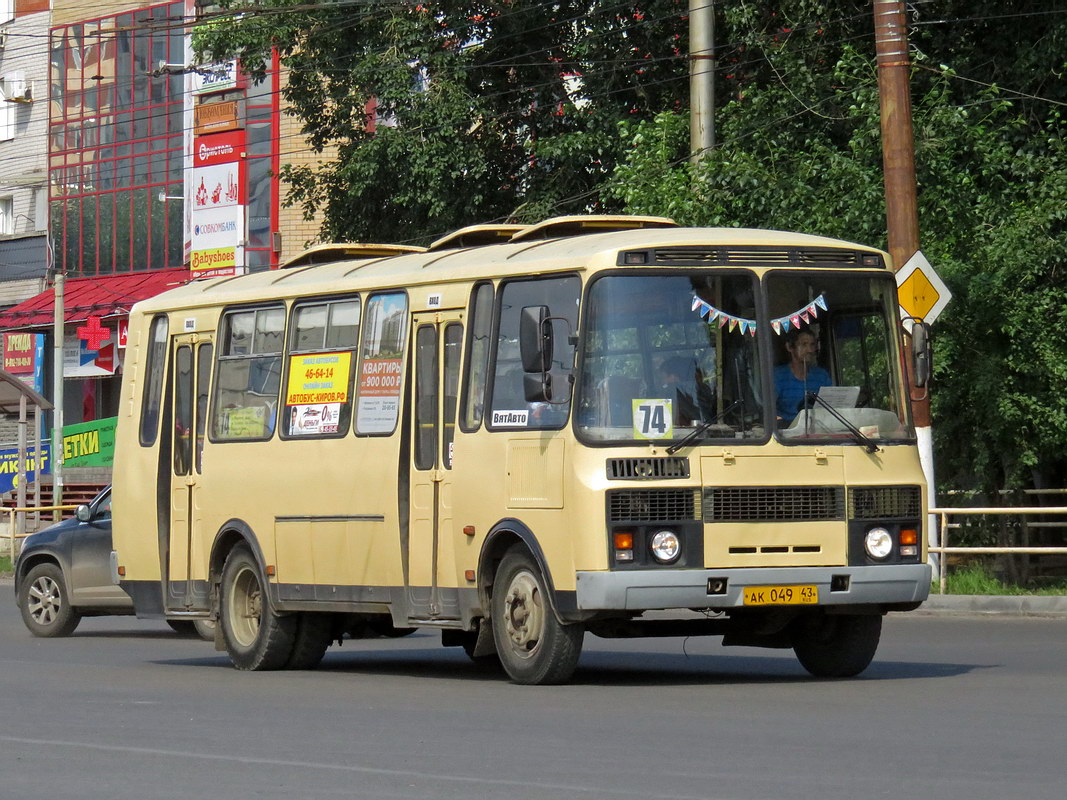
[{"xmin": 774, "ymin": 328, "xmax": 831, "ymax": 425}]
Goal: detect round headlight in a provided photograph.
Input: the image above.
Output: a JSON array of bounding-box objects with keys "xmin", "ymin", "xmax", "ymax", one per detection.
[
  {"xmin": 650, "ymin": 530, "xmax": 681, "ymax": 564},
  {"xmin": 864, "ymin": 527, "xmax": 893, "ymax": 560}
]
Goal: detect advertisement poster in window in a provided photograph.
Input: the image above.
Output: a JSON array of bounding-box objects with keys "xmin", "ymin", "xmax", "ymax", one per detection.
[
  {"xmin": 286, "ymin": 351, "xmax": 351, "ymax": 435},
  {"xmin": 356, "ymin": 294, "xmax": 407, "ymax": 434}
]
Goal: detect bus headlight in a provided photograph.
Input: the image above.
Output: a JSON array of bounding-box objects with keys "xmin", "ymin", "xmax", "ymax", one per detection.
[
  {"xmin": 864, "ymin": 527, "xmax": 893, "ymax": 560},
  {"xmin": 650, "ymin": 530, "xmax": 681, "ymax": 564}
]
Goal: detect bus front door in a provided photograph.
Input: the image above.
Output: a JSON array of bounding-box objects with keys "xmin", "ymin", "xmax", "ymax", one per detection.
[
  {"xmin": 407, "ymin": 311, "xmax": 464, "ymax": 620},
  {"xmin": 165, "ymin": 333, "xmax": 213, "ymax": 612}
]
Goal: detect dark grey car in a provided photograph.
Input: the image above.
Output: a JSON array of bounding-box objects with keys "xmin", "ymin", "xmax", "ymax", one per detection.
[{"xmin": 14, "ymin": 486, "xmax": 212, "ymax": 639}]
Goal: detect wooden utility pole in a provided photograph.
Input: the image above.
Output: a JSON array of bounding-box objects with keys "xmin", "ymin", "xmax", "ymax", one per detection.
[
  {"xmin": 874, "ymin": 0, "xmax": 938, "ymax": 562},
  {"xmin": 689, "ymin": 0, "xmax": 715, "ymax": 164}
]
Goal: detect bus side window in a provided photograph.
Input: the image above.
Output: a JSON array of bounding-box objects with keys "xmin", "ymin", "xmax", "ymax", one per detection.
[
  {"xmin": 139, "ymin": 315, "xmax": 168, "ymax": 446},
  {"xmin": 489, "ymin": 275, "xmax": 579, "ymax": 430},
  {"xmin": 281, "ymin": 297, "xmax": 360, "ymax": 439},
  {"xmin": 211, "ymin": 306, "xmax": 284, "ymax": 441},
  {"xmin": 460, "ymin": 282, "xmax": 493, "ymax": 431},
  {"xmin": 354, "ymin": 292, "xmax": 408, "ymax": 435}
]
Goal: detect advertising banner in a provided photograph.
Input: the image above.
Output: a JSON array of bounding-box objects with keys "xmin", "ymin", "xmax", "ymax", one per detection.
[
  {"xmin": 61, "ymin": 417, "xmax": 117, "ymax": 468},
  {"xmin": 195, "ymin": 130, "xmax": 243, "ymax": 168},
  {"xmin": 0, "ymin": 444, "xmax": 50, "ymax": 496},
  {"xmin": 191, "ymin": 60, "xmax": 239, "ymax": 95},
  {"xmin": 191, "ymin": 205, "xmax": 244, "ymax": 277},
  {"xmin": 63, "ymin": 330, "xmax": 116, "ymax": 377}
]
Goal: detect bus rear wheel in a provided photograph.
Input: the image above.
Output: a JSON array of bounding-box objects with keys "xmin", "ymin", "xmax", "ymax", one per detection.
[
  {"xmin": 490, "ymin": 547, "xmax": 583, "ymax": 685},
  {"xmin": 792, "ymin": 612, "xmax": 882, "ymax": 678},
  {"xmin": 220, "ymin": 545, "xmax": 296, "ymax": 670}
]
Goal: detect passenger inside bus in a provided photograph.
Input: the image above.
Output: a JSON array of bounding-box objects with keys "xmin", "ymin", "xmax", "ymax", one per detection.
[
  {"xmin": 658, "ymin": 356, "xmax": 715, "ymax": 426},
  {"xmin": 773, "ymin": 328, "xmax": 832, "ymax": 425}
]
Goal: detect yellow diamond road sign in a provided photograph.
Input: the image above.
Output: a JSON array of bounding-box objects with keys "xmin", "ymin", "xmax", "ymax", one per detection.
[{"xmin": 896, "ymin": 250, "xmax": 951, "ymax": 327}]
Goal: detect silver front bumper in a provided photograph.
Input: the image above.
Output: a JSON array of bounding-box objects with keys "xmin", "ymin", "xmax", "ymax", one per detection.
[{"xmin": 575, "ymin": 563, "xmax": 931, "ymax": 611}]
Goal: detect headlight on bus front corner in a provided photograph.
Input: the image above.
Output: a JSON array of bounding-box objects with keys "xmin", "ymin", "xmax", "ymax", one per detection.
[
  {"xmin": 650, "ymin": 530, "xmax": 682, "ymax": 564},
  {"xmin": 864, "ymin": 527, "xmax": 893, "ymax": 560}
]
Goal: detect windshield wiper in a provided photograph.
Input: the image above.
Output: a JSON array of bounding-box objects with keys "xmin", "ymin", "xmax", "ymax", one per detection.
[
  {"xmin": 665, "ymin": 399, "xmax": 745, "ymax": 455},
  {"xmin": 804, "ymin": 392, "xmax": 879, "ymax": 453}
]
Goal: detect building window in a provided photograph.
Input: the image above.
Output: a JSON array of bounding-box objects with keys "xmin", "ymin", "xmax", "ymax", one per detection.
[
  {"xmin": 48, "ymin": 2, "xmax": 185, "ymax": 276},
  {"xmin": 0, "ymin": 197, "xmax": 12, "ymax": 235}
]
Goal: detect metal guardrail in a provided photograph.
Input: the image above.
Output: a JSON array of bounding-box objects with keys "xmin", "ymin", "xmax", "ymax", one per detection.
[
  {"xmin": 2, "ymin": 505, "xmax": 79, "ymax": 560},
  {"xmin": 929, "ymin": 506, "xmax": 1067, "ymax": 594}
]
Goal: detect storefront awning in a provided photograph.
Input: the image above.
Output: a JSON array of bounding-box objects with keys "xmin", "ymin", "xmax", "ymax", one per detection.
[{"xmin": 0, "ymin": 269, "xmax": 192, "ymax": 331}]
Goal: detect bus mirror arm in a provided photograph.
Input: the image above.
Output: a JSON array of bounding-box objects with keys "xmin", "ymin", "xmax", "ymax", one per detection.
[{"xmin": 520, "ymin": 306, "xmax": 553, "ymax": 373}]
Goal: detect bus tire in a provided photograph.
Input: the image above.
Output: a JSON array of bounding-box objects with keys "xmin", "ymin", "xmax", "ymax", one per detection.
[
  {"xmin": 792, "ymin": 613, "xmax": 882, "ymax": 678},
  {"xmin": 285, "ymin": 613, "xmax": 333, "ymax": 670},
  {"xmin": 491, "ymin": 547, "xmax": 583, "ymax": 685},
  {"xmin": 220, "ymin": 545, "xmax": 296, "ymax": 671}
]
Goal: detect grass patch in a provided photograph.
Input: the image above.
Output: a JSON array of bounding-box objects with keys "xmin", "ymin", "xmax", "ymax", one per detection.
[
  {"xmin": 0, "ymin": 555, "xmax": 12, "ymax": 577},
  {"xmin": 933, "ymin": 563, "xmax": 1067, "ymax": 595}
]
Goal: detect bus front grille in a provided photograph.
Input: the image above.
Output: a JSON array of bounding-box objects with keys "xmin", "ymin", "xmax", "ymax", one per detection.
[
  {"xmin": 607, "ymin": 489, "xmax": 701, "ymax": 522},
  {"xmin": 849, "ymin": 486, "xmax": 922, "ymax": 519},
  {"xmin": 703, "ymin": 486, "xmax": 845, "ymax": 523}
]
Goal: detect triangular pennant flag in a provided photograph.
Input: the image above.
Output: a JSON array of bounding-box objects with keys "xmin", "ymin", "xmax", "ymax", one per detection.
[
  {"xmin": 692, "ymin": 296, "xmax": 701, "ymax": 311},
  {"xmin": 772, "ymin": 320, "xmax": 782, "ymax": 335},
  {"xmin": 739, "ymin": 320, "xmax": 749, "ymax": 335},
  {"xmin": 791, "ymin": 315, "xmax": 801, "ymax": 329},
  {"xmin": 781, "ymin": 318, "xmax": 791, "ymax": 332},
  {"xmin": 729, "ymin": 317, "xmax": 738, "ymax": 332},
  {"xmin": 707, "ymin": 307, "xmax": 720, "ymax": 322},
  {"xmin": 807, "ymin": 302, "xmax": 818, "ymax": 317},
  {"xmin": 801, "ymin": 311, "xmax": 811, "ymax": 325},
  {"xmin": 815, "ymin": 295, "xmax": 827, "ymax": 311},
  {"xmin": 718, "ymin": 314, "xmax": 728, "ymax": 328},
  {"xmin": 749, "ymin": 323, "xmax": 757, "ymax": 336},
  {"xmin": 699, "ymin": 303, "xmax": 711, "ymax": 319}
]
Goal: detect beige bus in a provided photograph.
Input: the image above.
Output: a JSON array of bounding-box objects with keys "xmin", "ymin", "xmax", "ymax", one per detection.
[{"xmin": 111, "ymin": 215, "xmax": 931, "ymax": 685}]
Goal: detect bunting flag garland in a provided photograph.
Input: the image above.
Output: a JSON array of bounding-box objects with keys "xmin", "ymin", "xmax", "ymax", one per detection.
[
  {"xmin": 689, "ymin": 292, "xmax": 828, "ymax": 337},
  {"xmin": 690, "ymin": 296, "xmax": 757, "ymax": 336},
  {"xmin": 770, "ymin": 293, "xmax": 827, "ymax": 336}
]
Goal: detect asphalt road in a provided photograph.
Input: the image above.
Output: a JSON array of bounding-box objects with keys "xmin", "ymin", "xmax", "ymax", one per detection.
[{"xmin": 1, "ymin": 591, "xmax": 1065, "ymax": 800}]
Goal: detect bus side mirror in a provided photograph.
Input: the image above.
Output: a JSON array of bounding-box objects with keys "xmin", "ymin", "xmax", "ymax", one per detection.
[
  {"xmin": 76, "ymin": 504, "xmax": 92, "ymax": 522},
  {"xmin": 910, "ymin": 320, "xmax": 931, "ymax": 388},
  {"xmin": 519, "ymin": 305, "xmax": 553, "ymax": 374}
]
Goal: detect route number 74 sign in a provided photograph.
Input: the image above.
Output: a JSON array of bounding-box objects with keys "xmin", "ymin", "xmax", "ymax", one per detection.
[{"xmin": 632, "ymin": 399, "xmax": 673, "ymax": 440}]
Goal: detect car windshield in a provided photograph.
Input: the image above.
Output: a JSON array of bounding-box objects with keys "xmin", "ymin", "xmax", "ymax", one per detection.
[{"xmin": 576, "ymin": 273, "xmax": 765, "ymax": 443}]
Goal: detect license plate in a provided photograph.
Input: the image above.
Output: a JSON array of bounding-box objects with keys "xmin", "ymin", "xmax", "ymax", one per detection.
[{"xmin": 743, "ymin": 585, "xmax": 818, "ymax": 606}]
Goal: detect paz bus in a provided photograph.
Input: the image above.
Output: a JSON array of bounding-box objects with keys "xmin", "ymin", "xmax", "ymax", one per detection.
[{"xmin": 111, "ymin": 215, "xmax": 932, "ymax": 685}]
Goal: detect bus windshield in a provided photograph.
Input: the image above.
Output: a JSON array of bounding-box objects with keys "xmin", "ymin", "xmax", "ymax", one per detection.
[
  {"xmin": 577, "ymin": 272, "xmax": 765, "ymax": 443},
  {"xmin": 577, "ymin": 270, "xmax": 913, "ymax": 446},
  {"xmin": 768, "ymin": 271, "xmax": 913, "ymax": 444}
]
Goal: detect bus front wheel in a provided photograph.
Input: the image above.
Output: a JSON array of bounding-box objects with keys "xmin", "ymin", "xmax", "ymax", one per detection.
[
  {"xmin": 792, "ymin": 612, "xmax": 882, "ymax": 678},
  {"xmin": 220, "ymin": 545, "xmax": 296, "ymax": 670},
  {"xmin": 490, "ymin": 547, "xmax": 583, "ymax": 685}
]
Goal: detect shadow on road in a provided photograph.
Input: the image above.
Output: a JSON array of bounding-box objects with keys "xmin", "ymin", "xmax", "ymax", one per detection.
[{"xmin": 148, "ymin": 641, "xmax": 987, "ymax": 686}]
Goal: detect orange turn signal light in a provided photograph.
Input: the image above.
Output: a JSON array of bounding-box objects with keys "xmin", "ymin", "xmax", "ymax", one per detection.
[
  {"xmin": 117, "ymin": 565, "xmax": 126, "ymax": 577},
  {"xmin": 464, "ymin": 570, "xmax": 476, "ymax": 582},
  {"xmin": 900, "ymin": 529, "xmax": 918, "ymax": 546},
  {"xmin": 613, "ymin": 532, "xmax": 634, "ymax": 550}
]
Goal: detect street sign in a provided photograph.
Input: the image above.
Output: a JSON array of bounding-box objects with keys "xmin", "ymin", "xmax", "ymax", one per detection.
[{"xmin": 896, "ymin": 250, "xmax": 952, "ymax": 329}]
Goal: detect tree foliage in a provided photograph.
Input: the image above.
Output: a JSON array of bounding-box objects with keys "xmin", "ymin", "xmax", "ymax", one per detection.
[{"xmin": 197, "ymin": 0, "xmax": 1067, "ymax": 494}]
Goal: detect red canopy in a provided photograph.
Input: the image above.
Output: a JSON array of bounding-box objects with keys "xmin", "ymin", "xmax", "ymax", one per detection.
[{"xmin": 0, "ymin": 269, "xmax": 192, "ymax": 330}]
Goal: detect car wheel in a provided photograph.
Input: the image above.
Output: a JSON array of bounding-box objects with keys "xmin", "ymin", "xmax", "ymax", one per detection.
[{"xmin": 19, "ymin": 563, "xmax": 82, "ymax": 638}]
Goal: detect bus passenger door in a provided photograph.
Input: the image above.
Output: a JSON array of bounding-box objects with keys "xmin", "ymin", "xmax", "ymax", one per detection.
[
  {"xmin": 407, "ymin": 311, "xmax": 464, "ymax": 620},
  {"xmin": 166, "ymin": 334, "xmax": 213, "ymax": 611}
]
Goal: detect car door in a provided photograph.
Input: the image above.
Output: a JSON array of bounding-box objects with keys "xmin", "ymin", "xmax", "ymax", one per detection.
[{"xmin": 69, "ymin": 489, "xmax": 127, "ymax": 606}]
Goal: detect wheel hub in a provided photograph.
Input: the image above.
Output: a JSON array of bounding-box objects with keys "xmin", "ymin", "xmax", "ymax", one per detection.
[{"xmin": 503, "ymin": 571, "xmax": 543, "ymax": 656}]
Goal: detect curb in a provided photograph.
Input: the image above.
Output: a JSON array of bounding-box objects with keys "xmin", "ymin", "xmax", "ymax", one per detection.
[{"xmin": 915, "ymin": 594, "xmax": 1067, "ymax": 617}]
